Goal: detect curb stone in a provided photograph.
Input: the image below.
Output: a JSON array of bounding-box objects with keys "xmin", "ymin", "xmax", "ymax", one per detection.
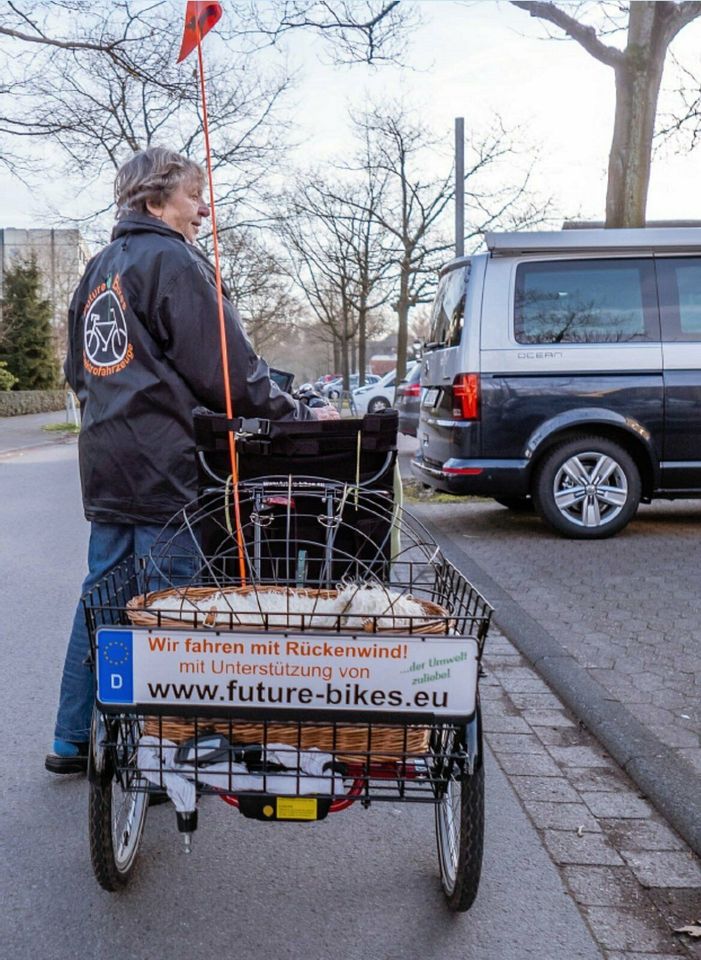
[{"xmin": 416, "ymin": 510, "xmax": 701, "ymax": 857}]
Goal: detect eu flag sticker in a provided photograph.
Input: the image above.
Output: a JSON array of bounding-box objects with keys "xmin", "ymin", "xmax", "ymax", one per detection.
[{"xmin": 96, "ymin": 629, "xmax": 134, "ymax": 704}]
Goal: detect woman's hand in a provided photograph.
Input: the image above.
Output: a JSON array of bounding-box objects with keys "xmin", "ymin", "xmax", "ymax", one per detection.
[{"xmin": 312, "ymin": 403, "xmax": 341, "ymax": 420}]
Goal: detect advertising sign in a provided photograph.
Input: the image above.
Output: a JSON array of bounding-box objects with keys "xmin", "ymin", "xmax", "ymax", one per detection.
[{"xmin": 96, "ymin": 627, "xmax": 479, "ymax": 718}]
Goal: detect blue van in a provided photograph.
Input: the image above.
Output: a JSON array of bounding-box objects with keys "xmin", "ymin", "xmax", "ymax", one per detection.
[{"xmin": 411, "ymin": 228, "xmax": 701, "ymax": 538}]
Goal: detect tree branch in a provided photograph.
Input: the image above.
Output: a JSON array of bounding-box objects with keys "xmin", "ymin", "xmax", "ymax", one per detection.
[
  {"xmin": 0, "ymin": 23, "xmax": 125, "ymax": 56},
  {"xmin": 278, "ymin": 1, "xmax": 400, "ymax": 33},
  {"xmin": 510, "ymin": 1, "xmax": 624, "ymax": 68},
  {"xmin": 235, "ymin": 0, "xmax": 413, "ymax": 65},
  {"xmin": 666, "ymin": 0, "xmax": 701, "ymax": 43}
]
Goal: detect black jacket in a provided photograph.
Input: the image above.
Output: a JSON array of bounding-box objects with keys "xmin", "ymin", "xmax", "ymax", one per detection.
[{"xmin": 65, "ymin": 214, "xmax": 310, "ymax": 524}]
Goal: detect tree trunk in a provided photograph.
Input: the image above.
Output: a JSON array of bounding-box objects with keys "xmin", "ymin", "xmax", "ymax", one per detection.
[
  {"xmin": 341, "ymin": 338, "xmax": 350, "ymax": 389},
  {"xmin": 332, "ymin": 338, "xmax": 341, "ymax": 374},
  {"xmin": 341, "ymin": 308, "xmax": 350, "ymax": 390},
  {"xmin": 358, "ymin": 303, "xmax": 367, "ymax": 386},
  {"xmin": 605, "ymin": 3, "xmax": 667, "ymax": 227}
]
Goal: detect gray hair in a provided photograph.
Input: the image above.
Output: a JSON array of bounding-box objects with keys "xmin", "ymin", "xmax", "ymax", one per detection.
[{"xmin": 114, "ymin": 147, "xmax": 204, "ymax": 219}]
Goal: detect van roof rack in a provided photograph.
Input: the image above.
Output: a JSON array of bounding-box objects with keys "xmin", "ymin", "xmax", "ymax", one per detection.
[
  {"xmin": 562, "ymin": 219, "xmax": 701, "ymax": 229},
  {"xmin": 484, "ymin": 227, "xmax": 701, "ymax": 257}
]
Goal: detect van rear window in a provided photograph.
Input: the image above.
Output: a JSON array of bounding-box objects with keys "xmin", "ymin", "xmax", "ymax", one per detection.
[
  {"xmin": 514, "ymin": 259, "xmax": 657, "ymax": 344},
  {"xmin": 427, "ymin": 264, "xmax": 469, "ymax": 347}
]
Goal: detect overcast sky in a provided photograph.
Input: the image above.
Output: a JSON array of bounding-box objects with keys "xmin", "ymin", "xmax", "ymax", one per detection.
[{"xmin": 2, "ymin": 0, "xmax": 701, "ymax": 237}]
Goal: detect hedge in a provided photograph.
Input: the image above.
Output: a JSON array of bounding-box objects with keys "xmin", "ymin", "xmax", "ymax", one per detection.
[{"xmin": 0, "ymin": 389, "xmax": 67, "ymax": 417}]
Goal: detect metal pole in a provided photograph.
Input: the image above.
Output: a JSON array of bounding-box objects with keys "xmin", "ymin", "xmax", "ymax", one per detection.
[{"xmin": 455, "ymin": 117, "xmax": 465, "ymax": 259}]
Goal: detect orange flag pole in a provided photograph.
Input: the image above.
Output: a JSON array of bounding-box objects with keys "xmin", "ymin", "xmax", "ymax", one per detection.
[{"xmin": 179, "ymin": 4, "xmax": 247, "ymax": 585}]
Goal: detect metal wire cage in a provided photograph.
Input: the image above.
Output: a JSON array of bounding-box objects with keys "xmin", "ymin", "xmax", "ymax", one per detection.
[
  {"xmin": 84, "ymin": 477, "xmax": 491, "ymax": 655},
  {"xmin": 84, "ymin": 477, "xmax": 491, "ymax": 802},
  {"xmin": 84, "ymin": 471, "xmax": 493, "ymax": 909},
  {"xmin": 132, "ymin": 476, "xmax": 491, "ymax": 638}
]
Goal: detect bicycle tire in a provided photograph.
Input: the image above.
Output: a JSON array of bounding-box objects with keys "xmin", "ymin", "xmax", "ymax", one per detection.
[
  {"xmin": 89, "ymin": 727, "xmax": 148, "ymax": 891},
  {"xmin": 435, "ymin": 747, "xmax": 485, "ymax": 911}
]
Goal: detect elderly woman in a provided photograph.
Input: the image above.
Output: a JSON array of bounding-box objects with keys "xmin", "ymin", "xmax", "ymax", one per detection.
[{"xmin": 46, "ymin": 146, "xmax": 336, "ymax": 773}]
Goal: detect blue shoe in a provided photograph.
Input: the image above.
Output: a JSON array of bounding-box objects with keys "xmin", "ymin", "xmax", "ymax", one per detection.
[{"xmin": 45, "ymin": 739, "xmax": 88, "ymax": 774}]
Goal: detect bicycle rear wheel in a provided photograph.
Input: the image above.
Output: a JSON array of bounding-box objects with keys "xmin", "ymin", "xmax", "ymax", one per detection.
[
  {"xmin": 434, "ymin": 725, "xmax": 485, "ymax": 911},
  {"xmin": 89, "ymin": 717, "xmax": 148, "ymax": 891}
]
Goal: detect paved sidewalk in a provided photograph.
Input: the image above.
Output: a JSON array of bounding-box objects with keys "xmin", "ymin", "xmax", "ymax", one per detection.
[
  {"xmin": 481, "ymin": 627, "xmax": 701, "ymax": 959},
  {"xmin": 411, "ymin": 498, "xmax": 701, "ymax": 854},
  {"xmin": 0, "ymin": 410, "xmax": 78, "ymax": 456}
]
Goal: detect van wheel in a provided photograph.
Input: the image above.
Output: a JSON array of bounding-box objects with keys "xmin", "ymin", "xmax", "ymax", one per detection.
[
  {"xmin": 368, "ymin": 397, "xmax": 389, "ymax": 414},
  {"xmin": 534, "ymin": 436, "xmax": 641, "ymax": 539}
]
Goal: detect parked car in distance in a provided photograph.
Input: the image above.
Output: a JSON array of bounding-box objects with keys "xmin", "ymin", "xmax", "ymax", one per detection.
[
  {"xmin": 396, "ymin": 363, "xmax": 422, "ymax": 436},
  {"xmin": 352, "ymin": 364, "xmax": 417, "ymax": 415},
  {"xmin": 323, "ymin": 373, "xmax": 379, "ymax": 400},
  {"xmin": 412, "ymin": 227, "xmax": 701, "ymax": 539},
  {"xmin": 313, "ymin": 373, "xmax": 340, "ymax": 392}
]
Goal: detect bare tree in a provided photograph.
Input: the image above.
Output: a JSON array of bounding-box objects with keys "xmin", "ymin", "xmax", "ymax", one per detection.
[
  {"xmin": 278, "ymin": 171, "xmax": 392, "ymax": 387},
  {"xmin": 657, "ymin": 55, "xmax": 701, "ymax": 153},
  {"xmin": 231, "ymin": 0, "xmax": 416, "ymax": 64},
  {"xmin": 512, "ymin": 1, "xmax": 701, "ymax": 227},
  {"xmin": 279, "ymin": 190, "xmax": 358, "ymax": 387},
  {"xmin": 342, "ymin": 104, "xmax": 547, "ymax": 380},
  {"xmin": 0, "ymin": 0, "xmax": 152, "ymax": 68},
  {"xmin": 216, "ymin": 227, "xmax": 302, "ymax": 354},
  {"xmin": 0, "ymin": 2, "xmax": 292, "ymax": 224},
  {"xmin": 408, "ymin": 304, "xmax": 431, "ymax": 346},
  {"xmin": 1, "ymin": 1, "xmax": 414, "ymax": 66},
  {"xmin": 327, "ymin": 150, "xmax": 394, "ymax": 384}
]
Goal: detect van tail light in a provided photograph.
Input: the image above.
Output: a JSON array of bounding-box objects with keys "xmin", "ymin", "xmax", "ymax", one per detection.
[
  {"xmin": 405, "ymin": 383, "xmax": 421, "ymax": 397},
  {"xmin": 443, "ymin": 465, "xmax": 483, "ymax": 475},
  {"xmin": 452, "ymin": 373, "xmax": 480, "ymax": 420}
]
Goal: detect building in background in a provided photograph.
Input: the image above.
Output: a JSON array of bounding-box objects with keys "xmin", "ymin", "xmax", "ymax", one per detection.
[
  {"xmin": 0, "ymin": 228, "xmax": 91, "ymax": 361},
  {"xmin": 368, "ymin": 354, "xmax": 397, "ymax": 376}
]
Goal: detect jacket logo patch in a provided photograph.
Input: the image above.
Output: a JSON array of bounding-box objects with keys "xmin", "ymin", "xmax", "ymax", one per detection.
[{"xmin": 82, "ymin": 274, "xmax": 134, "ymax": 376}]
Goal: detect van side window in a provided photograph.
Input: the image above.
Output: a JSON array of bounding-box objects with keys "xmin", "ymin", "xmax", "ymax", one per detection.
[
  {"xmin": 428, "ymin": 264, "xmax": 469, "ymax": 347},
  {"xmin": 514, "ymin": 259, "xmax": 657, "ymax": 344},
  {"xmin": 656, "ymin": 258, "xmax": 701, "ymax": 340}
]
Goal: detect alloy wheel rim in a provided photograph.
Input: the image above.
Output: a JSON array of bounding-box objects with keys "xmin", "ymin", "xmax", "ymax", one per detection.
[{"xmin": 553, "ymin": 451, "xmax": 628, "ymax": 528}]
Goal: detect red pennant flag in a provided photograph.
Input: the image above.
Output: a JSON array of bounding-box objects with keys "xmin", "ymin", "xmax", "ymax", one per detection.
[{"xmin": 177, "ymin": 2, "xmax": 223, "ymax": 63}]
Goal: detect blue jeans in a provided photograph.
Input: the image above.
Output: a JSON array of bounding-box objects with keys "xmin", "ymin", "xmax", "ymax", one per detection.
[{"xmin": 54, "ymin": 521, "xmax": 195, "ymax": 743}]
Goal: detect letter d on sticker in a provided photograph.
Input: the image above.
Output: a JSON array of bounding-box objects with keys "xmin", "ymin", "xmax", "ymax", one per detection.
[{"xmin": 96, "ymin": 629, "xmax": 134, "ymax": 705}]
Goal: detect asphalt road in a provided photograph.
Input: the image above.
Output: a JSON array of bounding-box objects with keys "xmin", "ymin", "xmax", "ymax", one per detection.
[{"xmin": 0, "ymin": 444, "xmax": 603, "ymax": 960}]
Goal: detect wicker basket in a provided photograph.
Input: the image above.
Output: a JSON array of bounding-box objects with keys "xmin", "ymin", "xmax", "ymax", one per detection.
[
  {"xmin": 126, "ymin": 583, "xmax": 450, "ymax": 633},
  {"xmin": 142, "ymin": 716, "xmax": 431, "ymax": 762},
  {"xmin": 132, "ymin": 584, "xmax": 449, "ymax": 760}
]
